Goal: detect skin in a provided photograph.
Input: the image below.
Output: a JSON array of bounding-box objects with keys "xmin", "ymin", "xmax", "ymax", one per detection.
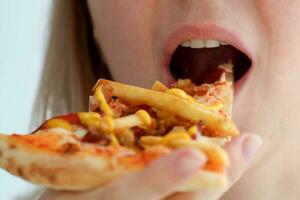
[{"xmin": 41, "ymin": 1, "xmax": 300, "ymax": 199}]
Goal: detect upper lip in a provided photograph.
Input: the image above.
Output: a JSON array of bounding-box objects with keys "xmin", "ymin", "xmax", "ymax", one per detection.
[{"xmin": 161, "ymin": 23, "xmax": 254, "ymax": 84}]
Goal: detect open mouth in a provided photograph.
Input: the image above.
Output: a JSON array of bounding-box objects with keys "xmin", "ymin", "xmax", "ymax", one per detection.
[{"xmin": 169, "ymin": 39, "xmax": 252, "ymax": 85}]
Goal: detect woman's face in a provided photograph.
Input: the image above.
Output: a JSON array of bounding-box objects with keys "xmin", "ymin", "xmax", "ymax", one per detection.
[
  {"xmin": 88, "ymin": 1, "xmax": 300, "ymax": 197},
  {"xmin": 87, "ymin": 0, "xmax": 300, "ymax": 130},
  {"xmin": 88, "ymin": 0, "xmax": 300, "ymax": 134}
]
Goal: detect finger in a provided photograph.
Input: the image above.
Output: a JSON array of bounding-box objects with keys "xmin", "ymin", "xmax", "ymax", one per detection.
[
  {"xmin": 225, "ymin": 133, "xmax": 262, "ymax": 184},
  {"xmin": 166, "ymin": 190, "xmax": 220, "ymax": 200},
  {"xmin": 166, "ymin": 133, "xmax": 262, "ymax": 200},
  {"xmin": 99, "ymin": 148, "xmax": 207, "ymax": 200}
]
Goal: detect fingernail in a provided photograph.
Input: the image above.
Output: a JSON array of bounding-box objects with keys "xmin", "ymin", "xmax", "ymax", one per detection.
[
  {"xmin": 174, "ymin": 149, "xmax": 206, "ymax": 177},
  {"xmin": 242, "ymin": 135, "xmax": 262, "ymax": 163}
]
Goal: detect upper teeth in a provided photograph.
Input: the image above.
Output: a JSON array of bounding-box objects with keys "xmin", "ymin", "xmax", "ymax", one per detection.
[{"xmin": 180, "ymin": 39, "xmax": 228, "ymax": 48}]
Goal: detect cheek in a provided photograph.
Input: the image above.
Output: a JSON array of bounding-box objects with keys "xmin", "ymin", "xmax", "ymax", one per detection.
[
  {"xmin": 88, "ymin": 0, "xmax": 161, "ymax": 86},
  {"xmin": 256, "ymin": 0, "xmax": 300, "ymax": 91},
  {"xmin": 88, "ymin": 0, "xmax": 147, "ymax": 47},
  {"xmin": 255, "ymin": 0, "xmax": 300, "ymax": 64},
  {"xmin": 235, "ymin": 0, "xmax": 300, "ymax": 133}
]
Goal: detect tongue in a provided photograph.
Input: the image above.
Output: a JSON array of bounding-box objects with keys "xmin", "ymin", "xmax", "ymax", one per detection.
[{"xmin": 170, "ymin": 45, "xmax": 243, "ymax": 85}]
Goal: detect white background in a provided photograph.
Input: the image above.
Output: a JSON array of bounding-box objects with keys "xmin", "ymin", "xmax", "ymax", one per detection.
[{"xmin": 0, "ymin": 0, "xmax": 52, "ymax": 199}]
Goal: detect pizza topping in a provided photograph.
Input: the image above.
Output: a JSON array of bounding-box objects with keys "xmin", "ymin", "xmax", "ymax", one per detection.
[
  {"xmin": 109, "ymin": 134, "xmax": 120, "ymax": 146},
  {"xmin": 77, "ymin": 109, "xmax": 152, "ymax": 135},
  {"xmin": 165, "ymin": 88, "xmax": 195, "ymax": 103},
  {"xmin": 151, "ymin": 81, "xmax": 168, "ymax": 92},
  {"xmin": 78, "ymin": 112, "xmax": 102, "ymax": 128},
  {"xmin": 115, "ymin": 129, "xmax": 135, "ymax": 148},
  {"xmin": 187, "ymin": 125, "xmax": 198, "ymax": 137},
  {"xmin": 59, "ymin": 142, "xmax": 80, "ymax": 154},
  {"xmin": 171, "ymin": 65, "xmax": 234, "ymax": 114},
  {"xmin": 99, "ymin": 79, "xmax": 238, "ymax": 136},
  {"xmin": 0, "ymin": 71, "xmax": 241, "ymax": 191},
  {"xmin": 94, "ymin": 85, "xmax": 114, "ymax": 117},
  {"xmin": 138, "ymin": 125, "xmax": 229, "ymax": 168},
  {"xmin": 74, "ymin": 128, "xmax": 89, "ymax": 137},
  {"xmin": 81, "ymin": 132, "xmax": 110, "ymax": 145},
  {"xmin": 32, "ymin": 78, "xmax": 238, "ymax": 173},
  {"xmin": 113, "ymin": 110, "xmax": 152, "ymax": 130},
  {"xmin": 45, "ymin": 119, "xmax": 74, "ymax": 131},
  {"xmin": 135, "ymin": 110, "xmax": 152, "ymax": 127}
]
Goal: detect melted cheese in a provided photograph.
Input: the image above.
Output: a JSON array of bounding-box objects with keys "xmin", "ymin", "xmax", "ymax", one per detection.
[
  {"xmin": 109, "ymin": 134, "xmax": 120, "ymax": 146},
  {"xmin": 141, "ymin": 127, "xmax": 191, "ymax": 147},
  {"xmin": 46, "ymin": 119, "xmax": 73, "ymax": 131},
  {"xmin": 166, "ymin": 88, "xmax": 223, "ymax": 112},
  {"xmin": 151, "ymin": 81, "xmax": 168, "ymax": 92},
  {"xmin": 78, "ymin": 112, "xmax": 101, "ymax": 126},
  {"xmin": 99, "ymin": 116, "xmax": 114, "ymax": 133},
  {"xmin": 135, "ymin": 110, "xmax": 152, "ymax": 127},
  {"xmin": 95, "ymin": 86, "xmax": 113, "ymax": 117},
  {"xmin": 188, "ymin": 125, "xmax": 198, "ymax": 137},
  {"xmin": 161, "ymin": 133, "xmax": 190, "ymax": 145},
  {"xmin": 166, "ymin": 88, "xmax": 195, "ymax": 103}
]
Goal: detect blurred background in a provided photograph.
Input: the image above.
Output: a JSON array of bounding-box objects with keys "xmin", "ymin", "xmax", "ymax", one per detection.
[{"xmin": 0, "ymin": 0, "xmax": 52, "ymax": 199}]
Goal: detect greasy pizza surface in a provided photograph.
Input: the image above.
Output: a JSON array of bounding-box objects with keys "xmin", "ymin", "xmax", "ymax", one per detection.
[
  {"xmin": 0, "ymin": 69, "xmax": 238, "ymax": 191},
  {"xmin": 0, "ymin": 129, "xmax": 171, "ymax": 190}
]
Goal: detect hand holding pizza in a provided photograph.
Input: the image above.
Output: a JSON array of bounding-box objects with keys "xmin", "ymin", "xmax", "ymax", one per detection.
[
  {"xmin": 0, "ymin": 67, "xmax": 262, "ymax": 199},
  {"xmin": 40, "ymin": 133, "xmax": 261, "ymax": 200}
]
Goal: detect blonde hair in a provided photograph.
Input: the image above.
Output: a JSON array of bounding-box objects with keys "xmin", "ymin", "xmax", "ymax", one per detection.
[{"xmin": 32, "ymin": 0, "xmax": 111, "ymax": 127}]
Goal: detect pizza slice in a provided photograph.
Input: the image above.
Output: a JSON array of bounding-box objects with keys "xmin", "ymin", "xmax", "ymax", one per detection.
[{"xmin": 0, "ymin": 64, "xmax": 238, "ymax": 191}]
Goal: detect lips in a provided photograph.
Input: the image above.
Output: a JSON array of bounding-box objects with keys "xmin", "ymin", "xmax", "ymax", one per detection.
[{"xmin": 162, "ymin": 24, "xmax": 253, "ymax": 93}]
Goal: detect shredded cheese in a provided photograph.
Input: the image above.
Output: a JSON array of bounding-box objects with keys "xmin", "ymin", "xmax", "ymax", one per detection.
[{"xmin": 95, "ymin": 86, "xmax": 113, "ymax": 117}]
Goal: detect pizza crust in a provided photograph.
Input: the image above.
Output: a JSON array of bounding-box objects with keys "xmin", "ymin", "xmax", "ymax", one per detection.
[
  {"xmin": 0, "ymin": 129, "xmax": 227, "ymax": 191},
  {"xmin": 0, "ymin": 130, "xmax": 111, "ymax": 190}
]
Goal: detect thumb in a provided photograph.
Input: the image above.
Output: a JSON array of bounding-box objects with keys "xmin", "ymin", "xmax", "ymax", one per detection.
[
  {"xmin": 225, "ymin": 133, "xmax": 262, "ymax": 184},
  {"xmin": 101, "ymin": 148, "xmax": 207, "ymax": 200}
]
